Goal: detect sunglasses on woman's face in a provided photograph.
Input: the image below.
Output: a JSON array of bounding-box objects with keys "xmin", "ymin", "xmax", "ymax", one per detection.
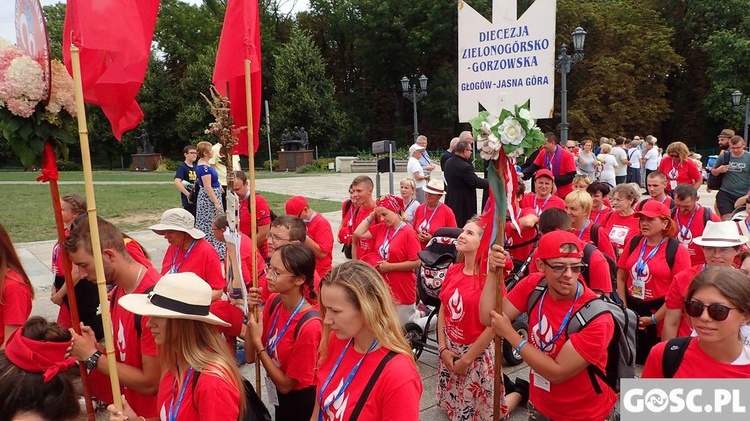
[{"xmin": 684, "ymin": 300, "xmax": 735, "ymax": 321}]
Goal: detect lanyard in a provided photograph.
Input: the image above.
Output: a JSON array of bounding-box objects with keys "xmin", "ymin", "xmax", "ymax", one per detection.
[
  {"xmin": 266, "ymin": 297, "xmax": 305, "ymax": 356},
  {"xmin": 659, "ymin": 196, "xmax": 668, "ymax": 205},
  {"xmin": 169, "ymin": 240, "xmax": 197, "ymax": 273},
  {"xmin": 379, "ymin": 222, "xmax": 405, "ymax": 260},
  {"xmin": 405, "ymin": 199, "xmax": 415, "ymax": 211},
  {"xmin": 348, "ymin": 205, "xmax": 359, "ymax": 227},
  {"xmin": 536, "ymin": 282, "xmax": 581, "ymax": 352},
  {"xmin": 669, "ymin": 158, "xmax": 682, "ymax": 179},
  {"xmin": 419, "ymin": 203, "xmax": 441, "ymax": 232},
  {"xmin": 676, "ymin": 208, "xmax": 698, "ymax": 241},
  {"xmin": 577, "ymin": 220, "xmax": 590, "ymax": 240},
  {"xmin": 592, "ymin": 207, "xmax": 608, "ymax": 224},
  {"xmin": 169, "ymin": 367, "xmax": 194, "ymax": 421},
  {"xmin": 635, "ymin": 237, "xmax": 666, "ymax": 278},
  {"xmin": 534, "ymin": 195, "xmax": 552, "ymax": 216},
  {"xmin": 318, "ymin": 339, "xmax": 379, "ymax": 421}
]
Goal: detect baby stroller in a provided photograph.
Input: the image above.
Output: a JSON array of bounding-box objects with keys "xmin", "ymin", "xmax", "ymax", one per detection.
[{"xmin": 405, "ymin": 227, "xmax": 461, "ymax": 360}]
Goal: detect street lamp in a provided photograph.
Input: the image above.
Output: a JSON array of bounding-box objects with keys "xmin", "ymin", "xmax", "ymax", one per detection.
[
  {"xmin": 401, "ymin": 74, "xmax": 428, "ymax": 143},
  {"xmin": 555, "ymin": 26, "xmax": 586, "ymax": 143},
  {"xmin": 731, "ymin": 90, "xmax": 750, "ymax": 143}
]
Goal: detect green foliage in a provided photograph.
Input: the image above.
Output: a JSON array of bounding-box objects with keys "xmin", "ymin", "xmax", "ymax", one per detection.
[
  {"xmin": 56, "ymin": 160, "xmax": 82, "ymax": 171},
  {"xmin": 262, "ymin": 158, "xmax": 278, "ymax": 171},
  {"xmin": 0, "ymin": 105, "xmax": 77, "ymax": 168},
  {"xmin": 155, "ymin": 157, "xmax": 179, "ymax": 173}
]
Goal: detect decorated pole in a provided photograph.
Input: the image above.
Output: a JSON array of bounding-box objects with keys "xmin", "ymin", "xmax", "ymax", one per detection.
[
  {"xmin": 472, "ymin": 103, "xmax": 545, "ymax": 421},
  {"xmin": 70, "ymin": 45, "xmax": 123, "ymax": 409}
]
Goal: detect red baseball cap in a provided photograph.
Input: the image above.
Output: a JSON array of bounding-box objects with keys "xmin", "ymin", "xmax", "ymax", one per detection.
[
  {"xmin": 535, "ymin": 169, "xmax": 554, "ymax": 181},
  {"xmin": 536, "ymin": 230, "xmax": 584, "ymax": 260},
  {"xmin": 285, "ymin": 195, "xmax": 308, "ymax": 216},
  {"xmin": 634, "ymin": 200, "xmax": 670, "ymax": 219}
]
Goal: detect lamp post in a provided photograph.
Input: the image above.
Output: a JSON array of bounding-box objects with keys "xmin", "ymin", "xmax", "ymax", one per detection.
[
  {"xmin": 555, "ymin": 27, "xmax": 586, "ymax": 144},
  {"xmin": 731, "ymin": 90, "xmax": 750, "ymax": 144},
  {"xmin": 401, "ymin": 75, "xmax": 428, "ymax": 143}
]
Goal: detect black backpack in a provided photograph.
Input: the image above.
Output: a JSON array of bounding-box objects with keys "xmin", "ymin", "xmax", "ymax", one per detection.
[
  {"xmin": 581, "ymin": 244, "xmax": 622, "ymax": 305},
  {"xmin": 527, "ymin": 279, "xmax": 638, "ymax": 393},
  {"xmin": 707, "ymin": 151, "xmax": 731, "ymax": 190},
  {"xmin": 636, "ymin": 198, "xmax": 676, "ymax": 212},
  {"xmin": 662, "ymin": 336, "xmax": 693, "ymax": 378},
  {"xmin": 626, "ymin": 235, "xmax": 681, "ymax": 269},
  {"xmin": 669, "ymin": 206, "xmax": 714, "ymax": 228}
]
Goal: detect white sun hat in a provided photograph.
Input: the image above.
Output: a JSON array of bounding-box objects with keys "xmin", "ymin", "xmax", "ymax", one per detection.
[
  {"xmin": 149, "ymin": 208, "xmax": 205, "ymax": 239},
  {"xmin": 692, "ymin": 221, "xmax": 748, "ymax": 248}
]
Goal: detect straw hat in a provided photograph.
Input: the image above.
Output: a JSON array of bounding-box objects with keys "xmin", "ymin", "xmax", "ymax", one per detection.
[
  {"xmin": 149, "ymin": 208, "xmax": 205, "ymax": 239},
  {"xmin": 118, "ymin": 272, "xmax": 229, "ymax": 326},
  {"xmin": 692, "ymin": 221, "xmax": 748, "ymax": 248},
  {"xmin": 423, "ymin": 179, "xmax": 446, "ymax": 196}
]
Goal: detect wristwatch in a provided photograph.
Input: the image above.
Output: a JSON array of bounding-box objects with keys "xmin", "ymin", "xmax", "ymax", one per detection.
[{"xmin": 84, "ymin": 350, "xmax": 103, "ymax": 370}]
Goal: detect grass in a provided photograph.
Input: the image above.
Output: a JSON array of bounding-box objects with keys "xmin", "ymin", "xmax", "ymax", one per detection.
[
  {"xmin": 0, "ymin": 170, "xmax": 318, "ymax": 182},
  {"xmin": 1, "ymin": 183, "xmax": 341, "ymax": 243}
]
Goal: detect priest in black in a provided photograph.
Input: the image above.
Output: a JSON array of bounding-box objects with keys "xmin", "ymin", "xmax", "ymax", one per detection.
[{"xmin": 444, "ymin": 140, "xmax": 489, "ymax": 227}]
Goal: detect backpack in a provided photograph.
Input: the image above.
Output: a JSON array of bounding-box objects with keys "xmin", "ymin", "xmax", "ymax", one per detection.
[
  {"xmin": 669, "ymin": 206, "xmax": 714, "ymax": 228},
  {"xmin": 636, "ymin": 198, "xmax": 676, "ymax": 212},
  {"xmin": 527, "ymin": 279, "xmax": 638, "ymax": 393},
  {"xmin": 626, "ymin": 234, "xmax": 680, "ymax": 269},
  {"xmin": 267, "ymin": 295, "xmax": 321, "ymax": 339},
  {"xmin": 581, "ymin": 244, "xmax": 622, "ymax": 305},
  {"xmin": 662, "ymin": 336, "xmax": 692, "ymax": 378},
  {"xmin": 110, "ymin": 285, "xmax": 155, "ymax": 339},
  {"xmin": 707, "ymin": 151, "xmax": 731, "ymax": 190}
]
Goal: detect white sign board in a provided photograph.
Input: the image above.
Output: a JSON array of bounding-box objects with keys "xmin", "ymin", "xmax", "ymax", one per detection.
[{"xmin": 457, "ymin": 0, "xmax": 556, "ymax": 122}]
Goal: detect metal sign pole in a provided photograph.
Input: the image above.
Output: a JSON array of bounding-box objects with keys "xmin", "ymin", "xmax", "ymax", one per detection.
[{"xmin": 388, "ymin": 142, "xmax": 394, "ymax": 194}]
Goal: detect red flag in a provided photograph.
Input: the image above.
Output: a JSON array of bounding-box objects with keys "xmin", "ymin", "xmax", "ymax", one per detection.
[
  {"xmin": 214, "ymin": 0, "xmax": 262, "ymax": 156},
  {"xmin": 63, "ymin": 1, "xmax": 160, "ymax": 140}
]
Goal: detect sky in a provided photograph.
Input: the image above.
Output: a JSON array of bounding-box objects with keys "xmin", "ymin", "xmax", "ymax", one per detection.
[{"xmin": 0, "ymin": 0, "xmax": 308, "ymax": 46}]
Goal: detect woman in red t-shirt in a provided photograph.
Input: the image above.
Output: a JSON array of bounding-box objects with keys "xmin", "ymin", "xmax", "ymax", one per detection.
[
  {"xmin": 617, "ymin": 200, "xmax": 691, "ymax": 363},
  {"xmin": 643, "ymin": 267, "xmax": 750, "ymax": 378},
  {"xmin": 314, "ymin": 261, "xmax": 422, "ymax": 421},
  {"xmin": 0, "ymin": 223, "xmax": 34, "ymax": 349},
  {"xmin": 586, "ymin": 181, "xmax": 612, "ymax": 225},
  {"xmin": 604, "ymin": 183, "xmax": 640, "ymax": 256},
  {"xmin": 354, "ymin": 194, "xmax": 421, "ymax": 325},
  {"xmin": 565, "ymin": 190, "xmax": 617, "ymax": 259},
  {"xmin": 656, "ymin": 141, "xmax": 702, "ymax": 193},
  {"xmin": 113, "ymin": 272, "xmax": 245, "ymax": 421},
  {"xmin": 337, "ymin": 186, "xmax": 357, "ymax": 259},
  {"xmin": 412, "ymin": 180, "xmax": 457, "ymax": 249}
]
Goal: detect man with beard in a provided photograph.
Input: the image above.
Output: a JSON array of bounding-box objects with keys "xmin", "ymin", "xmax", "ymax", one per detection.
[
  {"xmin": 712, "ymin": 135, "xmax": 750, "ymax": 220},
  {"xmin": 444, "ymin": 140, "xmax": 489, "ymax": 227}
]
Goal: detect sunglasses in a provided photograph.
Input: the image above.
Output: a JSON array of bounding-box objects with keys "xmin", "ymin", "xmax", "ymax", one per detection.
[
  {"xmin": 542, "ymin": 260, "xmax": 587, "ymax": 274},
  {"xmin": 684, "ymin": 300, "xmax": 736, "ymax": 321}
]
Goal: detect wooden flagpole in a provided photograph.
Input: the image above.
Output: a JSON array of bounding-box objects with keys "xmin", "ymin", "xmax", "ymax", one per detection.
[
  {"xmin": 70, "ymin": 45, "xmax": 123, "ymax": 409},
  {"xmin": 245, "ymin": 58, "xmax": 261, "ymax": 394},
  {"xmin": 492, "ymin": 158, "xmax": 506, "ymax": 421}
]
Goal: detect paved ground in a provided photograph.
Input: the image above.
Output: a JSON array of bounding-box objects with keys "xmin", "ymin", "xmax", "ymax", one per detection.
[{"xmin": 12, "ymin": 170, "xmax": 716, "ymax": 420}]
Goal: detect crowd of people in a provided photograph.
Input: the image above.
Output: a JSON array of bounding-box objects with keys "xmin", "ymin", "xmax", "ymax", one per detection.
[{"xmin": 1, "ymin": 129, "xmax": 750, "ymax": 421}]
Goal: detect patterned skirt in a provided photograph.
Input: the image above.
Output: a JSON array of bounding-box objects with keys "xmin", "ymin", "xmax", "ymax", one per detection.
[
  {"xmin": 196, "ymin": 186, "xmax": 226, "ymax": 260},
  {"xmin": 437, "ymin": 334, "xmax": 508, "ymax": 421}
]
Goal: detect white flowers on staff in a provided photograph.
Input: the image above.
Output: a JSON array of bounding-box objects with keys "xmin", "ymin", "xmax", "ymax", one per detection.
[{"xmin": 471, "ymin": 102, "xmax": 545, "ymax": 161}]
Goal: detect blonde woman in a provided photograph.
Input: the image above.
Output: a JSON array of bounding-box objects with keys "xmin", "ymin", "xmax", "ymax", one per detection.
[
  {"xmin": 313, "ymin": 261, "xmax": 422, "ymax": 421},
  {"xmin": 195, "ymin": 141, "xmax": 226, "ymax": 259},
  {"xmin": 656, "ymin": 141, "xmax": 702, "ymax": 194},
  {"xmin": 111, "ymin": 272, "xmax": 245, "ymax": 421},
  {"xmin": 400, "ymin": 178, "xmax": 420, "ymax": 223},
  {"xmin": 596, "ymin": 143, "xmax": 618, "ymax": 187}
]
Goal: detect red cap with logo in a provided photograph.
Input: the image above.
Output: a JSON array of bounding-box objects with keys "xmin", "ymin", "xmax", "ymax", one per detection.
[{"xmin": 536, "ymin": 230, "xmax": 584, "ymax": 260}]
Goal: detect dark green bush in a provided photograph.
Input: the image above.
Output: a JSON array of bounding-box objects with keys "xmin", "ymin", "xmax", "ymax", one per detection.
[{"xmin": 56, "ymin": 160, "xmax": 82, "ymax": 171}]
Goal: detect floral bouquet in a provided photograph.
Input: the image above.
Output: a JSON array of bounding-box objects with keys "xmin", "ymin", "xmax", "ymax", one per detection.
[
  {"xmin": 469, "ymin": 101, "xmax": 546, "ymax": 161},
  {"xmin": 0, "ymin": 38, "xmax": 77, "ymax": 167}
]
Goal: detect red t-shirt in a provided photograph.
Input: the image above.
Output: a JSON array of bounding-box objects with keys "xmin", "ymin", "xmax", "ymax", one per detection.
[
  {"xmin": 238, "ymin": 232, "xmax": 268, "ymax": 302},
  {"xmin": 506, "ymin": 208, "xmax": 537, "ymax": 262},
  {"xmin": 339, "ymin": 200, "xmax": 357, "ymax": 245},
  {"xmin": 573, "ymin": 222, "xmax": 617, "ymax": 260},
  {"xmin": 638, "ymin": 196, "xmax": 673, "ymax": 211},
  {"xmin": 533, "ymin": 147, "xmax": 577, "ymax": 198},
  {"xmin": 238, "ymin": 193, "xmax": 272, "ymax": 259},
  {"xmin": 520, "ymin": 193, "xmax": 565, "ymax": 217},
  {"xmin": 603, "ymin": 212, "xmax": 640, "ymax": 255},
  {"xmin": 108, "ymin": 268, "xmax": 159, "ymax": 417},
  {"xmin": 124, "ymin": 237, "xmax": 154, "ymax": 268},
  {"xmin": 0, "ymin": 269, "xmax": 32, "ymax": 345},
  {"xmin": 674, "ymin": 206, "xmax": 720, "ymax": 266},
  {"xmin": 642, "ymin": 338, "xmax": 750, "ymax": 378},
  {"xmin": 157, "ymin": 368, "xmax": 241, "ymax": 421},
  {"xmin": 354, "ymin": 202, "xmax": 377, "ymax": 258},
  {"xmin": 366, "ymin": 223, "xmax": 420, "ymax": 304},
  {"xmin": 527, "ymin": 247, "xmax": 612, "ymax": 293},
  {"xmin": 307, "ymin": 212, "xmax": 334, "ymax": 278},
  {"xmin": 589, "ymin": 207, "xmax": 611, "ymax": 226},
  {"xmin": 439, "ymin": 264, "xmax": 487, "ymax": 344},
  {"xmin": 617, "ymin": 236, "xmax": 691, "ymax": 301},
  {"xmin": 160, "ymin": 239, "xmax": 225, "ymax": 291},
  {"xmin": 262, "ymin": 293, "xmax": 322, "ymax": 390},
  {"xmin": 657, "ymin": 157, "xmax": 702, "ymax": 192},
  {"xmin": 507, "ymin": 273, "xmax": 617, "ymax": 420},
  {"xmin": 412, "ymin": 202, "xmax": 458, "ymax": 248},
  {"xmin": 315, "ymin": 334, "xmax": 422, "ymax": 421},
  {"xmin": 665, "ymin": 265, "xmax": 704, "ymax": 337}
]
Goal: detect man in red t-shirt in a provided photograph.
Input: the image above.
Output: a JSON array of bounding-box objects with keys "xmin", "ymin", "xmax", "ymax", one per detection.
[
  {"xmin": 672, "ymin": 184, "xmax": 720, "ymax": 266},
  {"xmin": 636, "ymin": 171, "xmax": 673, "ymax": 211},
  {"xmin": 520, "ymin": 169, "xmax": 566, "ymax": 216},
  {"xmin": 150, "ymin": 209, "xmax": 225, "ymax": 299},
  {"xmin": 481, "ymin": 230, "xmax": 617, "ymax": 420},
  {"xmin": 231, "ymin": 171, "xmax": 272, "ymax": 259},
  {"xmin": 285, "ymin": 195, "xmax": 334, "ymax": 278},
  {"xmin": 521, "ymin": 132, "xmax": 578, "ymax": 199},
  {"xmin": 65, "ymin": 216, "xmax": 161, "ymax": 418},
  {"xmin": 349, "ymin": 175, "xmax": 378, "ymax": 260}
]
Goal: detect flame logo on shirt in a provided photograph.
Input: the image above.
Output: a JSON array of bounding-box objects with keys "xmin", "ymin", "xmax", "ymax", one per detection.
[
  {"xmin": 323, "ymin": 378, "xmax": 349, "ymax": 421},
  {"xmin": 532, "ymin": 314, "xmax": 555, "ymax": 354},
  {"xmin": 268, "ymin": 329, "xmax": 280, "ymax": 360},
  {"xmin": 630, "ymin": 263, "xmax": 652, "ymax": 284},
  {"xmin": 117, "ymin": 319, "xmax": 126, "ymax": 361},
  {"xmin": 449, "ymin": 289, "xmax": 464, "ymax": 321},
  {"xmin": 677, "ymin": 228, "xmax": 693, "ymax": 249}
]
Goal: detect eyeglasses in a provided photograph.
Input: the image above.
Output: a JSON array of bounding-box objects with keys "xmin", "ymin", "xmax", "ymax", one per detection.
[
  {"xmin": 266, "ymin": 233, "xmax": 290, "ymax": 242},
  {"xmin": 265, "ymin": 265, "xmax": 296, "ymax": 281},
  {"xmin": 684, "ymin": 300, "xmax": 736, "ymax": 321},
  {"xmin": 542, "ymin": 260, "xmax": 587, "ymax": 274},
  {"xmin": 703, "ymin": 246, "xmax": 736, "ymax": 255}
]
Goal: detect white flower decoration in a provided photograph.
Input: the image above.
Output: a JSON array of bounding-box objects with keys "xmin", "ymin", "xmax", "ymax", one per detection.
[
  {"xmin": 518, "ymin": 108, "xmax": 536, "ymax": 130},
  {"xmin": 498, "ymin": 116, "xmax": 526, "ymax": 146},
  {"xmin": 480, "ymin": 133, "xmax": 502, "ymax": 161}
]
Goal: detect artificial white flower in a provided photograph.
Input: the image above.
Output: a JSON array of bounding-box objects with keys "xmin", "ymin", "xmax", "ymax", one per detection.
[
  {"xmin": 498, "ymin": 116, "xmax": 526, "ymax": 146},
  {"xmin": 480, "ymin": 133, "xmax": 502, "ymax": 160},
  {"xmin": 480, "ymin": 121, "xmax": 493, "ymax": 135},
  {"xmin": 518, "ymin": 108, "xmax": 536, "ymax": 130}
]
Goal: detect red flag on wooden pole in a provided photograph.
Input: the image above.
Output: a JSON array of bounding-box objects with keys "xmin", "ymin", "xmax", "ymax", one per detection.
[
  {"xmin": 62, "ymin": 0, "xmax": 160, "ymax": 140},
  {"xmin": 214, "ymin": 0, "xmax": 262, "ymax": 155}
]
